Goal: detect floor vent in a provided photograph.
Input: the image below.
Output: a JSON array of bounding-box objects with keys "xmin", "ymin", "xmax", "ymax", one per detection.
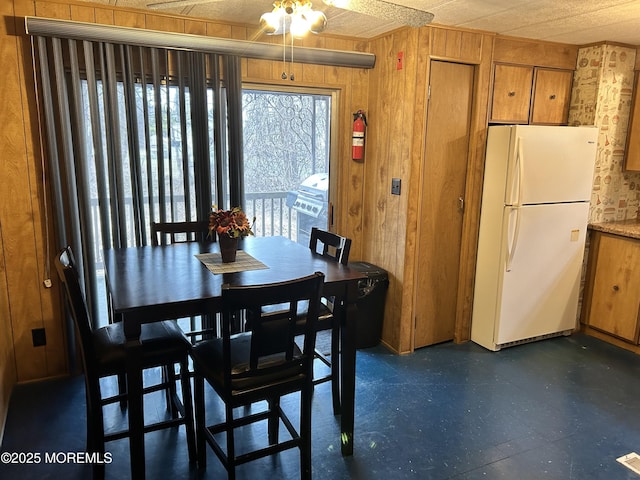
[
  {"xmin": 497, "ymin": 330, "xmax": 572, "ymax": 350},
  {"xmin": 617, "ymin": 452, "xmax": 640, "ymax": 476}
]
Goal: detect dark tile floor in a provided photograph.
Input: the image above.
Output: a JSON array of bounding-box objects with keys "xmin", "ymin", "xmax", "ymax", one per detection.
[{"xmin": 2, "ymin": 333, "xmax": 640, "ymax": 479}]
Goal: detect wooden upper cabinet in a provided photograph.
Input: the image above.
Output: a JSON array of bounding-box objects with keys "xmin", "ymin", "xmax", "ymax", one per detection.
[
  {"xmin": 530, "ymin": 68, "xmax": 573, "ymax": 125},
  {"xmin": 490, "ymin": 63, "xmax": 573, "ymax": 125},
  {"xmin": 625, "ymin": 72, "xmax": 640, "ymax": 171},
  {"xmin": 490, "ymin": 64, "xmax": 533, "ymax": 124}
]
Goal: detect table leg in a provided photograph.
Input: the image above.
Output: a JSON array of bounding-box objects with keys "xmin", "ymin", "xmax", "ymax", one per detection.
[{"xmin": 340, "ymin": 286, "xmax": 358, "ymax": 456}]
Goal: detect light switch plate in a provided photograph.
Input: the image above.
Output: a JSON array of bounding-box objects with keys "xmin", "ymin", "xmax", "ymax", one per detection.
[{"xmin": 391, "ymin": 178, "xmax": 401, "ymax": 195}]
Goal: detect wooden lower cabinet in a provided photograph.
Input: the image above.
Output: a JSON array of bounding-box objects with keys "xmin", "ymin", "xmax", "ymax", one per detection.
[{"xmin": 583, "ymin": 232, "xmax": 640, "ymax": 343}]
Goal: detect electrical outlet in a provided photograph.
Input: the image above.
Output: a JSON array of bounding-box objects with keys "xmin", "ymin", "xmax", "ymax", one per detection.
[
  {"xmin": 391, "ymin": 178, "xmax": 401, "ymax": 195},
  {"xmin": 32, "ymin": 328, "xmax": 47, "ymax": 347}
]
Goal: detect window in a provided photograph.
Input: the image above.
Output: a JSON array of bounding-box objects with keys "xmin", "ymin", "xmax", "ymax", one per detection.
[
  {"xmin": 241, "ymin": 87, "xmax": 335, "ymax": 246},
  {"xmin": 34, "ymin": 37, "xmax": 239, "ymax": 325},
  {"xmin": 81, "ymin": 78, "xmax": 218, "ymax": 252}
]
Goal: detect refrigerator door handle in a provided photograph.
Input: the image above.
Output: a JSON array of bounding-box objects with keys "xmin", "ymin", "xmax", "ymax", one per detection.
[
  {"xmin": 505, "ymin": 206, "xmax": 521, "ymax": 272},
  {"xmin": 514, "ymin": 137, "xmax": 525, "ymax": 207}
]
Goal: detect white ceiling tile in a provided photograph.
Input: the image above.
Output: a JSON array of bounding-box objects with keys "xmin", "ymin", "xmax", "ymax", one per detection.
[{"xmin": 77, "ymin": 0, "xmax": 640, "ymax": 45}]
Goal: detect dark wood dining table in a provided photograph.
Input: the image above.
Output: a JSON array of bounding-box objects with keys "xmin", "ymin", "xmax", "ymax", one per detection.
[{"xmin": 103, "ymin": 235, "xmax": 365, "ymax": 478}]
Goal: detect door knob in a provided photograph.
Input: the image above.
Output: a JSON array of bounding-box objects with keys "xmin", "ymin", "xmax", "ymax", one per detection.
[{"xmin": 458, "ymin": 196, "xmax": 464, "ymax": 212}]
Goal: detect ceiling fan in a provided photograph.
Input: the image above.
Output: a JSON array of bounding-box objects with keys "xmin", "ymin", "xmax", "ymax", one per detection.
[{"xmin": 146, "ymin": 0, "xmax": 435, "ymax": 28}]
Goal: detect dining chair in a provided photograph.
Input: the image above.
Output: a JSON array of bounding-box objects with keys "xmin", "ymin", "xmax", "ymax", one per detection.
[
  {"xmin": 151, "ymin": 220, "xmax": 213, "ymax": 245},
  {"xmin": 309, "ymin": 226, "xmax": 351, "ymax": 265},
  {"xmin": 191, "ymin": 272, "xmax": 325, "ymax": 480},
  {"xmin": 259, "ymin": 227, "xmax": 351, "ymax": 414},
  {"xmin": 55, "ymin": 246, "xmax": 195, "ymax": 479},
  {"xmin": 307, "ymin": 228, "xmax": 351, "ymax": 411},
  {"xmin": 150, "ymin": 220, "xmax": 217, "ymax": 342}
]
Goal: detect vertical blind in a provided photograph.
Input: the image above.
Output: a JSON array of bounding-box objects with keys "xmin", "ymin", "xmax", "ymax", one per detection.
[{"xmin": 32, "ymin": 34, "xmax": 243, "ymax": 324}]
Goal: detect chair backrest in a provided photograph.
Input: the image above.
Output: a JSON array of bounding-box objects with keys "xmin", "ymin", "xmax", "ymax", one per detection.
[
  {"xmin": 54, "ymin": 246, "xmax": 98, "ymax": 377},
  {"xmin": 151, "ymin": 220, "xmax": 213, "ymax": 246},
  {"xmin": 220, "ymin": 272, "xmax": 325, "ymax": 388},
  {"xmin": 309, "ymin": 227, "xmax": 351, "ymax": 265}
]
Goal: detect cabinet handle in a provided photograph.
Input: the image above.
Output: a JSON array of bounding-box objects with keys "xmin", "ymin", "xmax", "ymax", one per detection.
[
  {"xmin": 613, "ymin": 284, "xmax": 620, "ymax": 291},
  {"xmin": 508, "ymin": 91, "xmax": 516, "ymax": 97},
  {"xmin": 549, "ymin": 94, "xmax": 557, "ymax": 100}
]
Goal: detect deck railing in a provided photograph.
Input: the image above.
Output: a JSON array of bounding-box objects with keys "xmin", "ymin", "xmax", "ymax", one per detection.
[
  {"xmin": 244, "ymin": 191, "xmax": 298, "ymax": 239},
  {"xmin": 89, "ymin": 192, "xmax": 298, "ymax": 268}
]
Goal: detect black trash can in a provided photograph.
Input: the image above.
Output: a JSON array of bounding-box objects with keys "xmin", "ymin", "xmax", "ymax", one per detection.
[{"xmin": 348, "ymin": 262, "xmax": 389, "ymax": 349}]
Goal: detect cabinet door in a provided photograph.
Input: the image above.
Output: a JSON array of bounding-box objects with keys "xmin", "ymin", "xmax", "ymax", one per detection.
[
  {"xmin": 530, "ymin": 68, "xmax": 573, "ymax": 125},
  {"xmin": 625, "ymin": 72, "xmax": 640, "ymax": 171},
  {"xmin": 588, "ymin": 234, "xmax": 640, "ymax": 343},
  {"xmin": 490, "ymin": 64, "xmax": 533, "ymax": 124}
]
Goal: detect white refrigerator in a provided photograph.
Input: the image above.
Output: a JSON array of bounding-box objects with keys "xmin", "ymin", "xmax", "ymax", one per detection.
[{"xmin": 471, "ymin": 125, "xmax": 598, "ymax": 351}]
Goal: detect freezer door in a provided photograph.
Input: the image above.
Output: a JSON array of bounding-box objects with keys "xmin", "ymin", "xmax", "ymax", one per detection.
[
  {"xmin": 495, "ymin": 202, "xmax": 589, "ymax": 346},
  {"xmin": 504, "ymin": 125, "xmax": 598, "ymax": 205}
]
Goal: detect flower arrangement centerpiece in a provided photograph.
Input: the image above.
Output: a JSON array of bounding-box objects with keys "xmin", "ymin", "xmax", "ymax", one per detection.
[{"xmin": 209, "ymin": 206, "xmax": 255, "ymax": 262}]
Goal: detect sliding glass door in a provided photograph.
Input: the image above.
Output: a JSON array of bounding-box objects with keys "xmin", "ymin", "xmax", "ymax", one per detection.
[{"xmin": 241, "ymin": 86, "xmax": 335, "ymax": 246}]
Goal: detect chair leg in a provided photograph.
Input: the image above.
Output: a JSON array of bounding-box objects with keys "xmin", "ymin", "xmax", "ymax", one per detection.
[
  {"xmin": 117, "ymin": 373, "xmax": 127, "ymax": 410},
  {"xmin": 225, "ymin": 402, "xmax": 236, "ymax": 480},
  {"xmin": 86, "ymin": 378, "xmax": 105, "ymax": 455},
  {"xmin": 194, "ymin": 374, "xmax": 207, "ymax": 469},
  {"xmin": 330, "ymin": 323, "xmax": 341, "ymax": 415},
  {"xmin": 164, "ymin": 364, "xmax": 179, "ymax": 418},
  {"xmin": 267, "ymin": 398, "xmax": 280, "ymax": 445},
  {"xmin": 180, "ymin": 358, "xmax": 196, "ymax": 462},
  {"xmin": 300, "ymin": 388, "xmax": 312, "ymax": 480},
  {"xmin": 126, "ymin": 361, "xmax": 146, "ymax": 479},
  {"xmin": 190, "ymin": 316, "xmax": 197, "ymax": 337},
  {"xmin": 87, "ymin": 378, "xmax": 107, "ymax": 480}
]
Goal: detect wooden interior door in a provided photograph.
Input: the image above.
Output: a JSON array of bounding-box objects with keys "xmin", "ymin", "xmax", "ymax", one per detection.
[{"xmin": 414, "ymin": 61, "xmax": 474, "ymax": 348}]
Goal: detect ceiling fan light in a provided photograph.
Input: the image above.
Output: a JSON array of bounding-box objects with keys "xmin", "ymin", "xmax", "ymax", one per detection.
[
  {"xmin": 306, "ymin": 10, "xmax": 327, "ymax": 34},
  {"xmin": 261, "ymin": 1, "xmax": 328, "ymax": 38},
  {"xmin": 281, "ymin": 0, "xmax": 296, "ymax": 15},
  {"xmin": 290, "ymin": 13, "xmax": 310, "ymax": 37},
  {"xmin": 260, "ymin": 11, "xmax": 283, "ymax": 35}
]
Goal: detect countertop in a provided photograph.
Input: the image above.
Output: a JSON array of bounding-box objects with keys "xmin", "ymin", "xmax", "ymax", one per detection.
[{"xmin": 589, "ymin": 219, "xmax": 640, "ymax": 240}]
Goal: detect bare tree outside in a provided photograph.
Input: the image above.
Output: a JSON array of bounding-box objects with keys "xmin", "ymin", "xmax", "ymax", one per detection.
[
  {"xmin": 242, "ymin": 89, "xmax": 331, "ymax": 240},
  {"xmin": 243, "ymin": 90, "xmax": 330, "ymax": 192}
]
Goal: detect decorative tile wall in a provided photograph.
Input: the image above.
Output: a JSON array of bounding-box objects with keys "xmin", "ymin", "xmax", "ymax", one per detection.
[
  {"xmin": 569, "ymin": 44, "xmax": 639, "ymax": 222},
  {"xmin": 571, "ymin": 45, "xmax": 638, "ymax": 323}
]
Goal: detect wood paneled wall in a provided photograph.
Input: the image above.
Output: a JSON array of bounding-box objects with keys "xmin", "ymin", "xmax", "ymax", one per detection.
[
  {"xmin": 1, "ymin": 1, "xmax": 52, "ymax": 438},
  {"xmin": 364, "ymin": 27, "xmax": 425, "ymax": 354},
  {"xmin": 364, "ymin": 25, "xmax": 494, "ymax": 353},
  {"xmin": 493, "ymin": 35, "xmax": 579, "ymax": 69}
]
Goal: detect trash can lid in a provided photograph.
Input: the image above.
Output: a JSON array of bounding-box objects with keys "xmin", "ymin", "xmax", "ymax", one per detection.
[{"xmin": 347, "ymin": 261, "xmax": 388, "ymax": 278}]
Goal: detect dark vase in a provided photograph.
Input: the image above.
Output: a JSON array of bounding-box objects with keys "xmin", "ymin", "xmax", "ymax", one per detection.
[{"xmin": 219, "ymin": 235, "xmax": 239, "ymax": 263}]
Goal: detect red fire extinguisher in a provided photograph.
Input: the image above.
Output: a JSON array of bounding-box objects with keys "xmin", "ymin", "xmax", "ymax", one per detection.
[{"xmin": 352, "ymin": 110, "xmax": 367, "ymax": 161}]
